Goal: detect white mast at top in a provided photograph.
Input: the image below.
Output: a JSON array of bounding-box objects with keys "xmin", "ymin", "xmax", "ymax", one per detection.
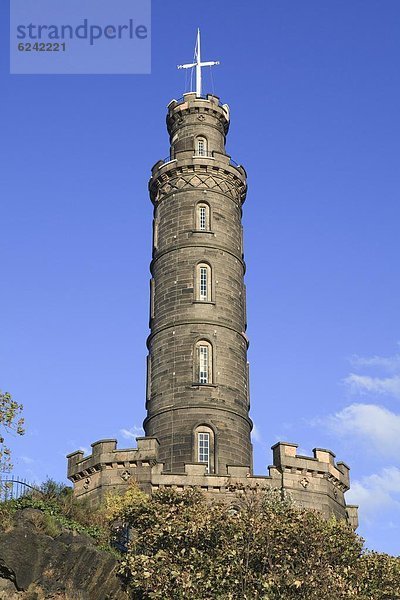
[{"xmin": 177, "ymin": 29, "xmax": 220, "ymax": 97}]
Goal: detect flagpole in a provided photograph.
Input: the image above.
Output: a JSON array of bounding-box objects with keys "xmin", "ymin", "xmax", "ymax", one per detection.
[
  {"xmin": 196, "ymin": 29, "xmax": 201, "ymax": 97},
  {"xmin": 177, "ymin": 30, "xmax": 220, "ymax": 98}
]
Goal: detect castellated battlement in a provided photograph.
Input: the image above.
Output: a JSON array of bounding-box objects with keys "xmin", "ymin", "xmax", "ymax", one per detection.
[
  {"xmin": 67, "ymin": 437, "xmax": 160, "ymax": 502},
  {"xmin": 166, "ymin": 92, "xmax": 230, "ymax": 137},
  {"xmin": 272, "ymin": 442, "xmax": 350, "ymax": 489},
  {"xmin": 67, "ymin": 438, "xmax": 358, "ymax": 529},
  {"xmin": 150, "ymin": 149, "xmax": 247, "ymax": 181},
  {"xmin": 270, "ymin": 442, "xmax": 358, "ymax": 529}
]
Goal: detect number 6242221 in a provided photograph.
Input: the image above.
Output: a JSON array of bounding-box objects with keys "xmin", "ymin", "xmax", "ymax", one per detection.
[{"xmin": 18, "ymin": 42, "xmax": 66, "ymax": 52}]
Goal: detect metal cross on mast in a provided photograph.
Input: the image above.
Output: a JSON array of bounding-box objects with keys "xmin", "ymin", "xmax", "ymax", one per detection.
[{"xmin": 177, "ymin": 29, "xmax": 220, "ymax": 97}]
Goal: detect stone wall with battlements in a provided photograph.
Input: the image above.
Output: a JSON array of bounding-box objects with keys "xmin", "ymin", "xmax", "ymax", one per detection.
[
  {"xmin": 67, "ymin": 438, "xmax": 358, "ymax": 528},
  {"xmin": 67, "ymin": 438, "xmax": 159, "ymax": 506}
]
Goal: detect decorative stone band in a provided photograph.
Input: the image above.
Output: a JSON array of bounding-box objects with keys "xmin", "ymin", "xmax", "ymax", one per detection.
[
  {"xmin": 146, "ymin": 320, "xmax": 250, "ymax": 350},
  {"xmin": 150, "ymin": 243, "xmax": 246, "ymax": 275},
  {"xmin": 143, "ymin": 403, "xmax": 254, "ymax": 431},
  {"xmin": 149, "ymin": 160, "xmax": 247, "ymax": 206}
]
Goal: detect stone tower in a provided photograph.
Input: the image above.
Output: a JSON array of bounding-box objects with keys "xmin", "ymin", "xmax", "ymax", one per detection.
[
  {"xmin": 67, "ymin": 57, "xmax": 358, "ymax": 529},
  {"xmin": 144, "ymin": 92, "xmax": 253, "ymax": 475}
]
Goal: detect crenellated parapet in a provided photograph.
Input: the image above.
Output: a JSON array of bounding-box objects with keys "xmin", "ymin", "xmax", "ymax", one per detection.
[
  {"xmin": 269, "ymin": 442, "xmax": 358, "ymax": 525},
  {"xmin": 67, "ymin": 437, "xmax": 159, "ymax": 505},
  {"xmin": 272, "ymin": 442, "xmax": 350, "ymax": 490},
  {"xmin": 67, "ymin": 438, "xmax": 358, "ymax": 528},
  {"xmin": 166, "ymin": 93, "xmax": 230, "ymax": 139}
]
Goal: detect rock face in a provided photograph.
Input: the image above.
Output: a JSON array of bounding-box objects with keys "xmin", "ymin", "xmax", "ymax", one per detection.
[{"xmin": 0, "ymin": 509, "xmax": 126, "ymax": 600}]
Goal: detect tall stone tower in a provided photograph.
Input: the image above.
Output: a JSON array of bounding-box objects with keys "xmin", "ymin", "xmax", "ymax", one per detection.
[
  {"xmin": 145, "ymin": 92, "xmax": 253, "ymax": 474},
  {"xmin": 67, "ymin": 38, "xmax": 358, "ymax": 529}
]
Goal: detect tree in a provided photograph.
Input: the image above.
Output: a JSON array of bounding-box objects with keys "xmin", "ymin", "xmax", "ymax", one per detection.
[
  {"xmin": 113, "ymin": 485, "xmax": 400, "ymax": 600},
  {"xmin": 0, "ymin": 390, "xmax": 24, "ymax": 472}
]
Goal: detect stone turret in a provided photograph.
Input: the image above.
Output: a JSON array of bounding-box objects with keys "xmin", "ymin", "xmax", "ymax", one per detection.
[{"xmin": 145, "ymin": 92, "xmax": 252, "ymax": 474}]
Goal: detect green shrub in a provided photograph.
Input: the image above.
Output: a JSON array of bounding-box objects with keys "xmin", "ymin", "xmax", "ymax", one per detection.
[{"xmin": 112, "ymin": 485, "xmax": 400, "ymax": 600}]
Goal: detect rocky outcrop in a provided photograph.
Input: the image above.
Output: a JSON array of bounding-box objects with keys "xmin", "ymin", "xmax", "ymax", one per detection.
[{"xmin": 0, "ymin": 509, "xmax": 127, "ymax": 599}]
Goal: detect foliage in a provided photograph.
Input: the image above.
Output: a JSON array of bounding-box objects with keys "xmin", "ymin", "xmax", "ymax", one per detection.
[
  {"xmin": 104, "ymin": 480, "xmax": 148, "ymax": 523},
  {"xmin": 0, "ymin": 390, "xmax": 24, "ymax": 472},
  {"xmin": 355, "ymin": 551, "xmax": 400, "ymax": 599},
  {"xmin": 0, "ymin": 478, "xmax": 110, "ymax": 546},
  {"xmin": 0, "ymin": 500, "xmax": 15, "ymax": 532},
  {"xmin": 14, "ymin": 495, "xmax": 107, "ymax": 541},
  {"xmin": 112, "ymin": 486, "xmax": 400, "ymax": 600}
]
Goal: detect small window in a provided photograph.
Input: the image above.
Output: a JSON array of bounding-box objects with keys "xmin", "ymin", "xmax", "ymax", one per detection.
[
  {"xmin": 195, "ymin": 340, "xmax": 213, "ymax": 384},
  {"xmin": 199, "ymin": 345, "xmax": 209, "ymax": 383},
  {"xmin": 199, "ymin": 206, "xmax": 207, "ymax": 230},
  {"xmin": 196, "ymin": 136, "xmax": 207, "ymax": 156},
  {"xmin": 194, "ymin": 425, "xmax": 215, "ymax": 473},
  {"xmin": 198, "ymin": 432, "xmax": 210, "ymax": 472},
  {"xmin": 196, "ymin": 263, "xmax": 211, "ymax": 302},
  {"xmin": 200, "ymin": 267, "xmax": 207, "ymax": 300},
  {"xmin": 196, "ymin": 203, "xmax": 210, "ymax": 231}
]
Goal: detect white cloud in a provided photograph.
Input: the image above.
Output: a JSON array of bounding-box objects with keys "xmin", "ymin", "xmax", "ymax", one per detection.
[
  {"xmin": 326, "ymin": 403, "xmax": 400, "ymax": 457},
  {"xmin": 344, "ymin": 374, "xmax": 400, "ymax": 399},
  {"xmin": 120, "ymin": 425, "xmax": 144, "ymax": 441},
  {"xmin": 350, "ymin": 351, "xmax": 400, "ymax": 374},
  {"xmin": 317, "ymin": 345, "xmax": 400, "ymax": 526},
  {"xmin": 345, "ymin": 346, "xmax": 400, "ymax": 399},
  {"xmin": 347, "ymin": 467, "xmax": 400, "ymax": 518}
]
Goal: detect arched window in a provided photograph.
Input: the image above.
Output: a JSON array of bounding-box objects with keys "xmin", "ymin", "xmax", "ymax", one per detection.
[
  {"xmin": 196, "ymin": 203, "xmax": 210, "ymax": 231},
  {"xmin": 194, "ymin": 425, "xmax": 215, "ymax": 473},
  {"xmin": 196, "ymin": 263, "xmax": 211, "ymax": 302},
  {"xmin": 195, "ymin": 136, "xmax": 207, "ymax": 156},
  {"xmin": 194, "ymin": 340, "xmax": 213, "ymax": 384}
]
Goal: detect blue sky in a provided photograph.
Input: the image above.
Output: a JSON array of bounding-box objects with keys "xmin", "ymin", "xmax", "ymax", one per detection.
[{"xmin": 1, "ymin": 0, "xmax": 400, "ymax": 555}]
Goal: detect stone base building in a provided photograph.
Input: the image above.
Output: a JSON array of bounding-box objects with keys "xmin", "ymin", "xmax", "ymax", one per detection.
[
  {"xmin": 67, "ymin": 88, "xmax": 358, "ymax": 529},
  {"xmin": 68, "ymin": 438, "xmax": 358, "ymax": 528}
]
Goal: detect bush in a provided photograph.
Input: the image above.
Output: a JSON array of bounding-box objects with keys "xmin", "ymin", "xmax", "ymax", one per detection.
[{"xmin": 112, "ymin": 486, "xmax": 400, "ymax": 600}]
